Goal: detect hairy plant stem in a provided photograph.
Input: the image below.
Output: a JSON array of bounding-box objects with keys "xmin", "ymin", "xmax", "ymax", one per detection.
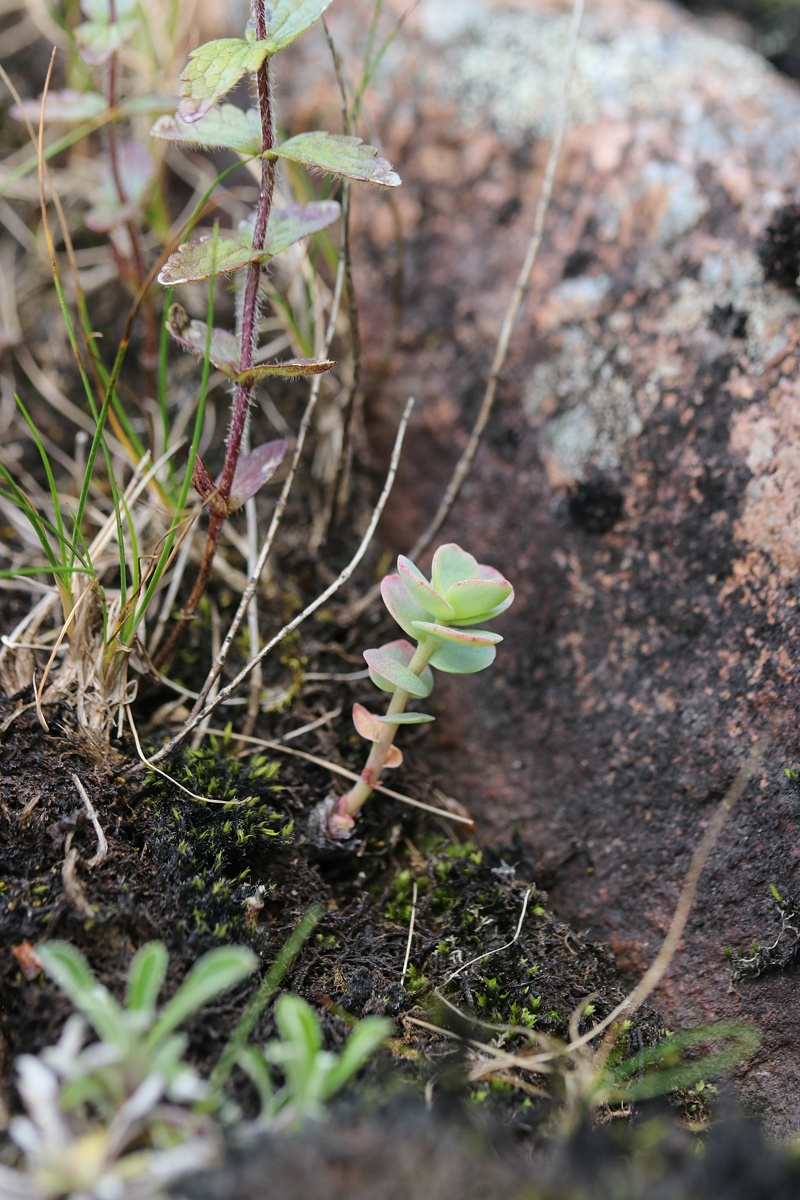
[
  {"xmin": 153, "ymin": 0, "xmax": 275, "ymax": 670},
  {"xmin": 338, "ymin": 638, "xmax": 434, "ymax": 820}
]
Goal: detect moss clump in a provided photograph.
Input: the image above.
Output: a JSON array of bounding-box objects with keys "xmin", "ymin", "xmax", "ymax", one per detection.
[{"xmin": 142, "ymin": 730, "xmax": 292, "ymax": 944}]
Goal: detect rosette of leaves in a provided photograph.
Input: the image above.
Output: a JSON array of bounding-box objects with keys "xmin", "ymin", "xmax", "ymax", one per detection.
[
  {"xmin": 327, "ymin": 543, "xmax": 514, "ymax": 838},
  {"xmin": 149, "ymin": 0, "xmax": 400, "ymax": 664}
]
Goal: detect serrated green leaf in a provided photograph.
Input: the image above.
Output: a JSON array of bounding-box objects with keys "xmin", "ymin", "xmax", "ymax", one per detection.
[
  {"xmin": 151, "ymin": 105, "xmax": 262, "ymax": 155},
  {"xmin": 166, "ymin": 308, "xmax": 241, "ymax": 377},
  {"xmin": 179, "ymin": 39, "xmax": 272, "ymax": 122},
  {"xmin": 75, "ymin": 18, "xmax": 137, "ymax": 64},
  {"xmin": 125, "ymin": 943, "xmax": 168, "ymax": 1015},
  {"xmin": 263, "ymin": 0, "xmax": 334, "ymax": 54},
  {"xmin": 267, "ymin": 131, "xmax": 400, "ymax": 187},
  {"xmin": 38, "ymin": 942, "xmax": 127, "ymax": 1045},
  {"xmin": 158, "ymin": 237, "xmax": 269, "ymax": 286},
  {"xmin": 144, "ymin": 946, "xmax": 258, "ymax": 1050},
  {"xmin": 428, "ymin": 642, "xmax": 496, "ymax": 675},
  {"xmin": 235, "ymin": 358, "xmax": 335, "ymax": 386},
  {"xmin": 376, "ymin": 712, "xmax": 434, "ymax": 725},
  {"xmin": 10, "ymin": 90, "xmax": 107, "ymax": 124}
]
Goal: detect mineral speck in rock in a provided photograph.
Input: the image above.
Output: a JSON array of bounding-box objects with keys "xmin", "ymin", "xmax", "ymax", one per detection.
[
  {"xmin": 568, "ymin": 476, "xmax": 625, "ymax": 534},
  {"xmin": 758, "ymin": 202, "xmax": 800, "ymax": 292}
]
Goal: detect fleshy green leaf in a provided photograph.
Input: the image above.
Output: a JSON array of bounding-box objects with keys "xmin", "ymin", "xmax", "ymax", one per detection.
[
  {"xmin": 262, "ymin": 0, "xmax": 334, "ymax": 55},
  {"xmin": 151, "ymin": 105, "xmax": 262, "ymax": 155},
  {"xmin": 236, "ymin": 358, "xmax": 335, "ymax": 386},
  {"xmin": 397, "ymin": 556, "xmax": 455, "ymax": 622},
  {"xmin": 179, "ymin": 39, "xmax": 272, "ymax": 122},
  {"xmin": 442, "ymin": 578, "xmax": 513, "ymax": 620},
  {"xmin": 267, "ymin": 132, "xmax": 400, "ymax": 187},
  {"xmin": 450, "ymin": 591, "xmax": 515, "ymax": 627},
  {"xmin": 411, "ymin": 621, "xmax": 501, "ymax": 647},
  {"xmin": 145, "ymin": 946, "xmax": 258, "ymax": 1050},
  {"xmin": 381, "ymin": 573, "xmax": 430, "ymax": 639},
  {"xmin": 228, "ymin": 439, "xmax": 287, "ymax": 510},
  {"xmin": 75, "ymin": 18, "xmax": 137, "ymax": 64},
  {"xmin": 10, "ymin": 90, "xmax": 107, "ymax": 124},
  {"xmin": 364, "ymin": 641, "xmax": 433, "ymax": 698},
  {"xmin": 166, "ymin": 307, "xmax": 241, "ymax": 377},
  {"xmin": 430, "ymin": 544, "xmax": 480, "ymax": 594},
  {"xmin": 158, "ymin": 237, "xmax": 269, "ymax": 286},
  {"xmin": 376, "ymin": 712, "xmax": 434, "ymax": 725},
  {"xmin": 38, "ymin": 942, "xmax": 127, "ymax": 1046},
  {"xmin": 126, "ymin": 943, "xmax": 168, "ymax": 1015},
  {"xmin": 428, "ymin": 642, "xmax": 497, "ymax": 675}
]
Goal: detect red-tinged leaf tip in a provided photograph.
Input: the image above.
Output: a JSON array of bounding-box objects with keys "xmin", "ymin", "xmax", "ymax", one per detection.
[{"xmin": 352, "ymin": 703, "xmax": 383, "ymax": 743}]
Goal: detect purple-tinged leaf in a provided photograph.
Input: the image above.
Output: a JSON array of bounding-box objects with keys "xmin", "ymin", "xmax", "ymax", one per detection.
[
  {"xmin": 364, "ymin": 641, "xmax": 433, "ymax": 698},
  {"xmin": 428, "ymin": 642, "xmax": 496, "ymax": 675},
  {"xmin": 430, "ymin": 544, "xmax": 480, "ymax": 594},
  {"xmin": 227, "ymin": 440, "xmax": 287, "ymax": 510},
  {"xmin": 411, "ymin": 621, "xmax": 502, "ymax": 648},
  {"xmin": 166, "ymin": 307, "xmax": 241, "ymax": 378},
  {"xmin": 235, "ymin": 359, "xmax": 335, "ymax": 386},
  {"xmin": 376, "ymin": 712, "xmax": 434, "ymax": 726},
  {"xmin": 442, "ymin": 578, "xmax": 513, "ymax": 621},
  {"xmin": 10, "ymin": 90, "xmax": 107, "ymax": 124},
  {"xmin": 268, "ymin": 132, "xmax": 400, "ymax": 187},
  {"xmin": 151, "ymin": 105, "xmax": 261, "ymax": 155},
  {"xmin": 397, "ymin": 556, "xmax": 454, "ymax": 622},
  {"xmin": 85, "ymin": 143, "xmax": 155, "ymax": 232},
  {"xmin": 179, "ymin": 39, "xmax": 271, "ymax": 123},
  {"xmin": 262, "ymin": 202, "xmax": 340, "ymax": 256},
  {"xmin": 352, "ymin": 703, "xmax": 383, "ymax": 743},
  {"xmin": 263, "ymin": 0, "xmax": 334, "ymax": 54},
  {"xmin": 81, "ymin": 0, "xmax": 136, "ymax": 20},
  {"xmin": 158, "ymin": 237, "xmax": 269, "ymax": 286},
  {"xmin": 75, "ymin": 18, "xmax": 137, "ymax": 64},
  {"xmin": 381, "ymin": 573, "xmax": 430, "ymax": 640}
]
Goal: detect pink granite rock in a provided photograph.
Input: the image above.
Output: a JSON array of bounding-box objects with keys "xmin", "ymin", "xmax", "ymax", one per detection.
[{"xmin": 286, "ymin": 0, "xmax": 800, "ymax": 1133}]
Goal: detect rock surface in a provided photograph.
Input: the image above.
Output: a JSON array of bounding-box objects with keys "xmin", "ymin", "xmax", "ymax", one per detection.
[{"xmin": 286, "ymin": 0, "xmax": 800, "ymax": 1135}]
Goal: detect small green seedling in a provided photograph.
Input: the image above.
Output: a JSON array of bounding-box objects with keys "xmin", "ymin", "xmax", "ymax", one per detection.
[{"xmin": 327, "ymin": 542, "xmax": 514, "ymax": 838}]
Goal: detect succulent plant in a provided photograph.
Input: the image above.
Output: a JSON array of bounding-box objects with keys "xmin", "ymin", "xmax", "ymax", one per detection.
[{"xmin": 327, "ymin": 543, "xmax": 514, "ymax": 838}]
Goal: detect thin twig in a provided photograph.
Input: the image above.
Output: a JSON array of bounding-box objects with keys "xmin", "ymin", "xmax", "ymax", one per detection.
[
  {"xmin": 71, "ymin": 772, "xmax": 108, "ymax": 867},
  {"xmin": 445, "ymin": 886, "xmax": 533, "ymax": 983},
  {"xmin": 401, "ymin": 880, "xmax": 418, "ymax": 984}
]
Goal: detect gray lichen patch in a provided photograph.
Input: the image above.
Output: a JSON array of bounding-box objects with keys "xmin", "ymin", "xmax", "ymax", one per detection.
[{"xmin": 439, "ymin": 5, "xmax": 773, "ymax": 143}]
